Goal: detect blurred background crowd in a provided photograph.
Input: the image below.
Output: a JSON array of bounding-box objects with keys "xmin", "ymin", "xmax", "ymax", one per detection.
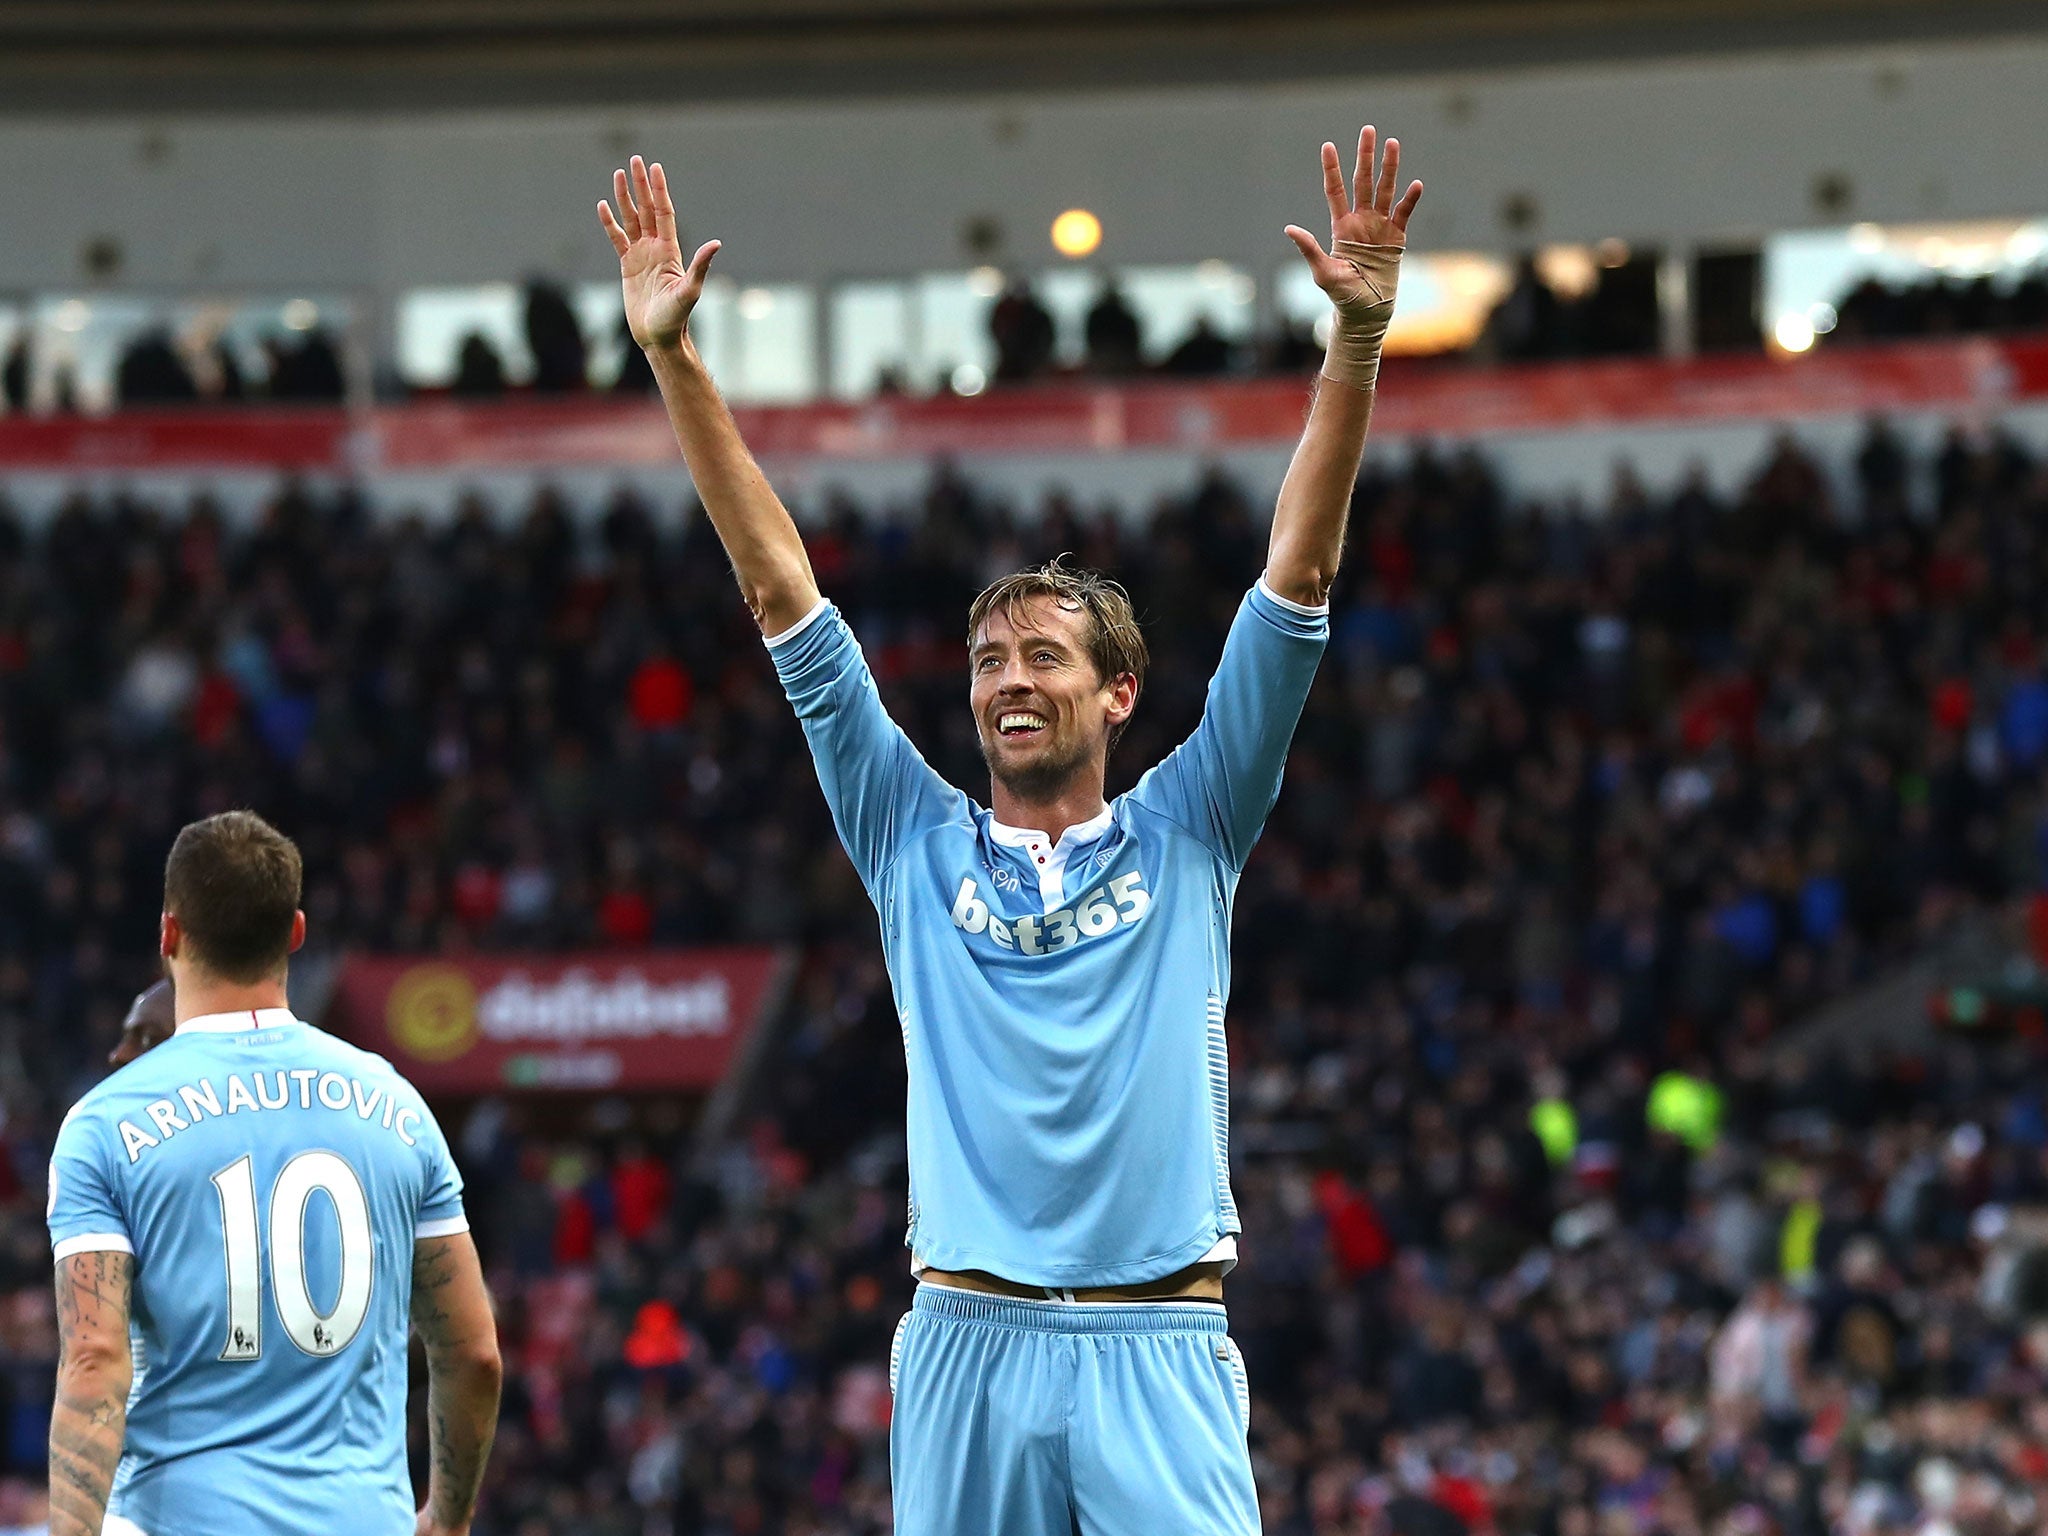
[
  {"xmin": 2, "ymin": 417, "xmax": 2048, "ymax": 1533},
  {"xmin": 6, "ymin": 249, "xmax": 2047, "ymax": 414}
]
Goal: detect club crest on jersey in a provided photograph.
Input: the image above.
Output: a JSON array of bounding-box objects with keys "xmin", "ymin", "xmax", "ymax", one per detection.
[{"xmin": 949, "ymin": 872, "xmax": 1151, "ymax": 956}]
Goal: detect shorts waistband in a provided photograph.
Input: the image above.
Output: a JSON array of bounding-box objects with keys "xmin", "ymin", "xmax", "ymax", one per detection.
[{"xmin": 913, "ymin": 1280, "xmax": 1228, "ymax": 1334}]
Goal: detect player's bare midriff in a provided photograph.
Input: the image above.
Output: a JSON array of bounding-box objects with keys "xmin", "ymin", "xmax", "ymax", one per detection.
[{"xmin": 919, "ymin": 1261, "xmax": 1226, "ymax": 1302}]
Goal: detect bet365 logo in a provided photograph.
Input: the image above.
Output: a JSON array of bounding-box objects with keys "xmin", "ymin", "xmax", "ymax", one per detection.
[{"xmin": 950, "ymin": 872, "xmax": 1151, "ymax": 955}]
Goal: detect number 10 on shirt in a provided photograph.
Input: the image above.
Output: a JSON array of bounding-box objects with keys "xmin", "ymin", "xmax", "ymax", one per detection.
[{"xmin": 210, "ymin": 1151, "xmax": 374, "ymax": 1361}]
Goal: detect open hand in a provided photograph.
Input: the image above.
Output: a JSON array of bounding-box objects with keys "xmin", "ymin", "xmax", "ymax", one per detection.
[
  {"xmin": 1284, "ymin": 127, "xmax": 1423, "ymax": 306},
  {"xmin": 598, "ymin": 155, "xmax": 721, "ymax": 352}
]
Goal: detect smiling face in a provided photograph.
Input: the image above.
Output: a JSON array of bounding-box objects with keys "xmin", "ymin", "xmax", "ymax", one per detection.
[{"xmin": 971, "ymin": 595, "xmax": 1138, "ymax": 804}]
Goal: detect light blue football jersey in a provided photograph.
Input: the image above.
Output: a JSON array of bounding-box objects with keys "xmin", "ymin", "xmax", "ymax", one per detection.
[
  {"xmin": 46, "ymin": 1008, "xmax": 466, "ymax": 1536},
  {"xmin": 771, "ymin": 579, "xmax": 1327, "ymax": 1287}
]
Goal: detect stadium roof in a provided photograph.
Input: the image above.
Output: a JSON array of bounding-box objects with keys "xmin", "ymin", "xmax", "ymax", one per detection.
[{"xmin": 0, "ymin": 0, "xmax": 2044, "ymax": 114}]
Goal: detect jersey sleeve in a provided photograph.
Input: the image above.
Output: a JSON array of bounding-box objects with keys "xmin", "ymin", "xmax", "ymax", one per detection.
[
  {"xmin": 46, "ymin": 1104, "xmax": 133, "ymax": 1262},
  {"xmin": 411, "ymin": 1093, "xmax": 468, "ymax": 1239},
  {"xmin": 1128, "ymin": 579, "xmax": 1330, "ymax": 870},
  {"xmin": 768, "ymin": 600, "xmax": 967, "ymax": 892}
]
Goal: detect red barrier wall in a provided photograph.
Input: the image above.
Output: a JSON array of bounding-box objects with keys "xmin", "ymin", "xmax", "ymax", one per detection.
[{"xmin": 2, "ymin": 337, "xmax": 2042, "ymax": 474}]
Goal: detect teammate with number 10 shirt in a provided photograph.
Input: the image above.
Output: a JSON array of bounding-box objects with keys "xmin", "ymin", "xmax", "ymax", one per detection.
[{"xmin": 45, "ymin": 812, "xmax": 502, "ymax": 1536}]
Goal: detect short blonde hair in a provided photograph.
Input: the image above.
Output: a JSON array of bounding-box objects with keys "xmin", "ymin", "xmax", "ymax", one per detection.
[{"xmin": 967, "ymin": 559, "xmax": 1148, "ymax": 747}]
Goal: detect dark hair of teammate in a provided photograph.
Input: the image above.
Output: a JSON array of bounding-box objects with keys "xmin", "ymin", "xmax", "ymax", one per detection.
[{"xmin": 161, "ymin": 811, "xmax": 304, "ymax": 983}]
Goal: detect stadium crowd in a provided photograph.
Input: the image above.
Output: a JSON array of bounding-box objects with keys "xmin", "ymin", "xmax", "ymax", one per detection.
[
  {"xmin": 1827, "ymin": 270, "xmax": 2048, "ymax": 347},
  {"xmin": 5, "ymin": 245, "xmax": 2046, "ymax": 416},
  {"xmin": 4, "ymin": 418, "xmax": 2048, "ymax": 1533}
]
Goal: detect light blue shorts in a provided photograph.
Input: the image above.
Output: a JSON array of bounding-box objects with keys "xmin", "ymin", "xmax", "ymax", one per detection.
[{"xmin": 889, "ymin": 1283, "xmax": 1258, "ymax": 1536}]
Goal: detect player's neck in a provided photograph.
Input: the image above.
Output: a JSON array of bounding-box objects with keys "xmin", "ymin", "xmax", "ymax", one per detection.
[
  {"xmin": 171, "ymin": 969, "xmax": 291, "ymax": 1026},
  {"xmin": 988, "ymin": 776, "xmax": 1109, "ymax": 846}
]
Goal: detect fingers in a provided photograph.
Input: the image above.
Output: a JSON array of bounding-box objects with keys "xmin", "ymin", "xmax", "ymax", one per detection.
[
  {"xmin": 648, "ymin": 160, "xmax": 679, "ymax": 245},
  {"xmin": 686, "ymin": 239, "xmax": 722, "ymax": 285},
  {"xmin": 604, "ymin": 154, "xmax": 674, "ymax": 253},
  {"xmin": 1376, "ymin": 137, "xmax": 1401, "ymax": 213},
  {"xmin": 631, "ymin": 156, "xmax": 662, "ymax": 242},
  {"xmin": 1321, "ymin": 142, "xmax": 1348, "ymax": 223},
  {"xmin": 1351, "ymin": 125, "xmax": 1376, "ymax": 211},
  {"xmin": 1284, "ymin": 224, "xmax": 1328, "ymax": 265},
  {"xmin": 1393, "ymin": 179, "xmax": 1424, "ymax": 230},
  {"xmin": 612, "ymin": 167, "xmax": 642, "ymax": 240}
]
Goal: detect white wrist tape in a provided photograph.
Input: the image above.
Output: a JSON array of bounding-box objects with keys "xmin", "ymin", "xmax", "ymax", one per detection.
[{"xmin": 1321, "ymin": 240, "xmax": 1403, "ymax": 393}]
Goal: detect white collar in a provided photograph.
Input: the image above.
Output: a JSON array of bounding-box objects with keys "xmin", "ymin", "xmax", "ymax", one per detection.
[
  {"xmin": 177, "ymin": 1007, "xmax": 299, "ymax": 1036},
  {"xmin": 988, "ymin": 805, "xmax": 1114, "ymax": 851},
  {"xmin": 987, "ymin": 807, "xmax": 1115, "ymax": 908}
]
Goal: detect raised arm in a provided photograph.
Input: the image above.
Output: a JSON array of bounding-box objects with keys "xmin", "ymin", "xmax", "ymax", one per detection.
[
  {"xmin": 48, "ymin": 1251, "xmax": 133, "ymax": 1536},
  {"xmin": 1266, "ymin": 127, "xmax": 1423, "ymax": 607},
  {"xmin": 411, "ymin": 1232, "xmax": 502, "ymax": 1536},
  {"xmin": 600, "ymin": 155, "xmax": 822, "ymax": 636}
]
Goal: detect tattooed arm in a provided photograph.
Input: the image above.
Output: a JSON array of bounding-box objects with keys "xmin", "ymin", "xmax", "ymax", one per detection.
[
  {"xmin": 48, "ymin": 1249, "xmax": 134, "ymax": 1536},
  {"xmin": 410, "ymin": 1232, "xmax": 502, "ymax": 1536}
]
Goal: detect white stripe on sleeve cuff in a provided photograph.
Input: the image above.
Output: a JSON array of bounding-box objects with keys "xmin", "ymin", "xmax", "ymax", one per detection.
[
  {"xmin": 763, "ymin": 599, "xmax": 831, "ymax": 649},
  {"xmin": 1256, "ymin": 576, "xmax": 1330, "ymax": 616},
  {"xmin": 52, "ymin": 1232, "xmax": 134, "ymax": 1262},
  {"xmin": 415, "ymin": 1215, "xmax": 471, "ymax": 1239}
]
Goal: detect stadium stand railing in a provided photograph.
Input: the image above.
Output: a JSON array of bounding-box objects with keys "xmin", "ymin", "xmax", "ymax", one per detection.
[{"xmin": 1, "ymin": 333, "xmax": 2045, "ymax": 478}]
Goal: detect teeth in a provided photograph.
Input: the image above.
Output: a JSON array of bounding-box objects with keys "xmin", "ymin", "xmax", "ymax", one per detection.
[{"xmin": 998, "ymin": 713, "xmax": 1046, "ymax": 732}]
